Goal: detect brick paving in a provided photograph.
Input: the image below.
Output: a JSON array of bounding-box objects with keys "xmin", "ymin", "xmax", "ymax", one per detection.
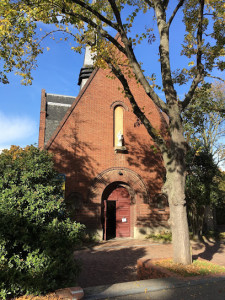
[{"xmin": 74, "ymin": 238, "xmax": 225, "ymax": 288}]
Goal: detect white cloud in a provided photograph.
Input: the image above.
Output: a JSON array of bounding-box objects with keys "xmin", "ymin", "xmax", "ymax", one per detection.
[{"xmin": 0, "ymin": 111, "xmax": 37, "ymax": 149}]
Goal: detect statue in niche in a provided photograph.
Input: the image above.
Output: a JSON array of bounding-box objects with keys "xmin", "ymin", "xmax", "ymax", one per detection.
[{"xmin": 117, "ymin": 130, "xmax": 124, "ymax": 147}]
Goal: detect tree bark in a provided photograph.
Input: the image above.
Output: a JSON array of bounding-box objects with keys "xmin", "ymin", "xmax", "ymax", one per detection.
[
  {"xmin": 169, "ymin": 189, "xmax": 192, "ymax": 264},
  {"xmin": 164, "ymin": 159, "xmax": 192, "ymax": 265},
  {"xmin": 163, "ymin": 104, "xmax": 192, "ymax": 265}
]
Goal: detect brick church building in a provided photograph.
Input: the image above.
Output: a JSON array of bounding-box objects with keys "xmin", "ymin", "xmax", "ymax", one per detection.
[{"xmin": 38, "ymin": 46, "xmax": 169, "ymax": 240}]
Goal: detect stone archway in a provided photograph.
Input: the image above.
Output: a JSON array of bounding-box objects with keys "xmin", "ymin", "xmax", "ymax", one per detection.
[
  {"xmin": 89, "ymin": 167, "xmax": 148, "ymax": 203},
  {"xmin": 88, "ymin": 167, "xmax": 148, "ymax": 239}
]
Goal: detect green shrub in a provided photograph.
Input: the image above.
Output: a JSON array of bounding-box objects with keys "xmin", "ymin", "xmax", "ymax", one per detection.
[
  {"xmin": 145, "ymin": 231, "xmax": 172, "ymax": 242},
  {"xmin": 0, "ymin": 146, "xmax": 85, "ymax": 299}
]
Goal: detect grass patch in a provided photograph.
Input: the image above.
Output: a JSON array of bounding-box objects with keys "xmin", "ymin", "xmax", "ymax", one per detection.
[
  {"xmin": 15, "ymin": 294, "xmax": 60, "ymax": 299},
  {"xmin": 219, "ymin": 232, "xmax": 225, "ymax": 240},
  {"xmin": 154, "ymin": 258, "xmax": 225, "ymax": 277},
  {"xmin": 145, "ymin": 232, "xmax": 172, "ymax": 243},
  {"xmin": 146, "ymin": 230, "xmax": 225, "ymax": 243}
]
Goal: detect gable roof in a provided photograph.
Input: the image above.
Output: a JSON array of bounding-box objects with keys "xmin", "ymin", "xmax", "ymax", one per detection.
[
  {"xmin": 44, "ymin": 93, "xmax": 76, "ymax": 145},
  {"xmin": 45, "ymin": 68, "xmax": 99, "ymax": 149}
]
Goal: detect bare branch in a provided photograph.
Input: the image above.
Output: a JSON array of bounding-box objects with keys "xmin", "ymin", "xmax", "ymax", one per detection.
[
  {"xmin": 108, "ymin": 0, "xmax": 124, "ymax": 33},
  {"xmin": 168, "ymin": 0, "xmax": 185, "ymax": 27},
  {"xmin": 116, "ymin": 35, "xmax": 169, "ymax": 113},
  {"xmin": 37, "ymin": 29, "xmax": 77, "ymax": 46},
  {"xmin": 70, "ymin": 0, "xmax": 118, "ymax": 30},
  {"xmin": 69, "ymin": 1, "xmax": 168, "ymax": 115},
  {"xmin": 98, "ymin": 30, "xmax": 126, "ymax": 55},
  {"xmin": 211, "ymin": 108, "xmax": 225, "ymax": 113},
  {"xmin": 206, "ymin": 74, "xmax": 225, "ymax": 83},
  {"xmin": 182, "ymin": 0, "xmax": 204, "ymax": 110},
  {"xmin": 153, "ymin": 0, "xmax": 178, "ymax": 106},
  {"xmin": 143, "ymin": 0, "xmax": 153, "ymax": 8},
  {"xmin": 163, "ymin": 0, "xmax": 169, "ymax": 10},
  {"xmin": 63, "ymin": 8, "xmax": 126, "ymax": 55},
  {"xmin": 65, "ymin": 2, "xmax": 168, "ymax": 113},
  {"xmin": 107, "ymin": 1, "xmax": 169, "ymax": 114},
  {"xmin": 181, "ymin": 74, "xmax": 203, "ymax": 110},
  {"xmin": 196, "ymin": 0, "xmax": 204, "ymax": 70},
  {"xmin": 105, "ymin": 58, "xmax": 168, "ymax": 153}
]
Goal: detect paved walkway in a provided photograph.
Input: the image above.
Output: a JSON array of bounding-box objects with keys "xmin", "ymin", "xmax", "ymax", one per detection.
[
  {"xmin": 74, "ymin": 238, "xmax": 225, "ymax": 288},
  {"xmin": 83, "ymin": 276, "xmax": 225, "ymax": 299}
]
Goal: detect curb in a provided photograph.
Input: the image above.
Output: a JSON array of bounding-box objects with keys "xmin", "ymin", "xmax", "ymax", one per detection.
[{"xmin": 83, "ymin": 276, "xmax": 225, "ymax": 299}]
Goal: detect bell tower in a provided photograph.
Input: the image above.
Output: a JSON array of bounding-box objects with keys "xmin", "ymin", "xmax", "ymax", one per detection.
[
  {"xmin": 78, "ymin": 46, "xmax": 94, "ymax": 90},
  {"xmin": 78, "ymin": 0, "xmax": 96, "ymax": 90}
]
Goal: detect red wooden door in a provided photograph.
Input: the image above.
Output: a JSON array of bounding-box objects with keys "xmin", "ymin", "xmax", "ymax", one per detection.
[
  {"xmin": 107, "ymin": 187, "xmax": 130, "ymax": 238},
  {"xmin": 116, "ymin": 187, "xmax": 130, "ymax": 237}
]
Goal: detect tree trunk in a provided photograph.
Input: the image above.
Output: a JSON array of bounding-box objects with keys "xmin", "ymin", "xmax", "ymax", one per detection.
[
  {"xmin": 171, "ymin": 205, "xmax": 192, "ymax": 264},
  {"xmin": 188, "ymin": 203, "xmax": 205, "ymax": 240},
  {"xmin": 163, "ymin": 114, "xmax": 192, "ymax": 265},
  {"xmin": 166, "ymin": 169, "xmax": 192, "ymax": 265},
  {"xmin": 204, "ymin": 205, "xmax": 217, "ymax": 232}
]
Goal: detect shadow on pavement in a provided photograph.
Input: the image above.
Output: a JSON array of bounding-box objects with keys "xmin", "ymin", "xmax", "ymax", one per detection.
[
  {"xmin": 192, "ymin": 239, "xmax": 225, "ymax": 263},
  {"xmin": 75, "ymin": 246, "xmax": 146, "ymax": 287}
]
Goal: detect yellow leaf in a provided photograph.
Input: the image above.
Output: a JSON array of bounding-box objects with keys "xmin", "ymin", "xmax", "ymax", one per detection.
[{"xmin": 188, "ymin": 61, "xmax": 195, "ymax": 66}]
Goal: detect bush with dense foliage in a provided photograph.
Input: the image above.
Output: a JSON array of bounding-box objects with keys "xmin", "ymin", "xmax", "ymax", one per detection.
[{"xmin": 0, "ymin": 145, "xmax": 85, "ymax": 299}]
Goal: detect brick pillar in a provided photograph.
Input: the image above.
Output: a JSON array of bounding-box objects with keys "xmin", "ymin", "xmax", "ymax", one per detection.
[{"xmin": 38, "ymin": 89, "xmax": 46, "ymax": 149}]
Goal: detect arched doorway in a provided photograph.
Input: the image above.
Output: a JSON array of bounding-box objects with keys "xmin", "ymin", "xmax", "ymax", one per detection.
[{"xmin": 102, "ymin": 184, "xmax": 131, "ymax": 240}]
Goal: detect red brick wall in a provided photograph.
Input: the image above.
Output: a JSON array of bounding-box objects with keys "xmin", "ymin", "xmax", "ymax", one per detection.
[{"xmin": 46, "ymin": 68, "xmax": 169, "ymax": 238}]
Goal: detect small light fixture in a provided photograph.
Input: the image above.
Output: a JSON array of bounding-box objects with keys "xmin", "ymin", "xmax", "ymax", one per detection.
[{"xmin": 118, "ymin": 171, "xmax": 123, "ymax": 176}]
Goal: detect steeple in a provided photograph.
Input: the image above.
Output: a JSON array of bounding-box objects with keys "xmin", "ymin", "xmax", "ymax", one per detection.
[
  {"xmin": 78, "ymin": 45, "xmax": 94, "ymax": 90},
  {"xmin": 78, "ymin": 0, "xmax": 96, "ymax": 90}
]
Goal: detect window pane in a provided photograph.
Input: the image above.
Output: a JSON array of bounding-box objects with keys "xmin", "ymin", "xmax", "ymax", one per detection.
[{"xmin": 114, "ymin": 106, "xmax": 123, "ymax": 146}]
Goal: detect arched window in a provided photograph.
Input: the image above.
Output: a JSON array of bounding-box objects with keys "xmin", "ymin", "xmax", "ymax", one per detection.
[{"xmin": 114, "ymin": 106, "xmax": 124, "ymax": 147}]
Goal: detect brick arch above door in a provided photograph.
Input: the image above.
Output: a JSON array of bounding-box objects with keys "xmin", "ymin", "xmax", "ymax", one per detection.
[{"xmin": 88, "ymin": 167, "xmax": 149, "ymax": 204}]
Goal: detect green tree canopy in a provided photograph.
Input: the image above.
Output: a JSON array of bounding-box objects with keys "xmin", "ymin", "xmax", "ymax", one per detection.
[
  {"xmin": 183, "ymin": 82, "xmax": 225, "ymax": 237},
  {"xmin": 185, "ymin": 145, "xmax": 220, "ymax": 237},
  {"xmin": 184, "ymin": 82, "xmax": 225, "ymax": 166}
]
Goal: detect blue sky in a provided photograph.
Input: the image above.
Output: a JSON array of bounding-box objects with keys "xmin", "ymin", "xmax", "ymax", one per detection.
[
  {"xmin": 0, "ymin": 5, "xmax": 224, "ymax": 151},
  {"xmin": 0, "ymin": 38, "xmax": 83, "ymax": 150}
]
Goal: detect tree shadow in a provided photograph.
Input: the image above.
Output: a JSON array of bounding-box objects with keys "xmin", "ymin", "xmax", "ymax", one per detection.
[
  {"xmin": 126, "ymin": 130, "xmax": 169, "ymax": 231},
  {"xmin": 126, "ymin": 130, "xmax": 165, "ymax": 194},
  {"xmin": 76, "ymin": 241, "xmax": 225, "ymax": 300},
  {"xmin": 74, "ymin": 246, "xmax": 147, "ymax": 288},
  {"xmin": 192, "ymin": 239, "xmax": 225, "ymax": 262},
  {"xmin": 48, "ymin": 121, "xmax": 105, "ymax": 236},
  {"xmin": 48, "ymin": 119, "xmax": 171, "ymax": 238}
]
